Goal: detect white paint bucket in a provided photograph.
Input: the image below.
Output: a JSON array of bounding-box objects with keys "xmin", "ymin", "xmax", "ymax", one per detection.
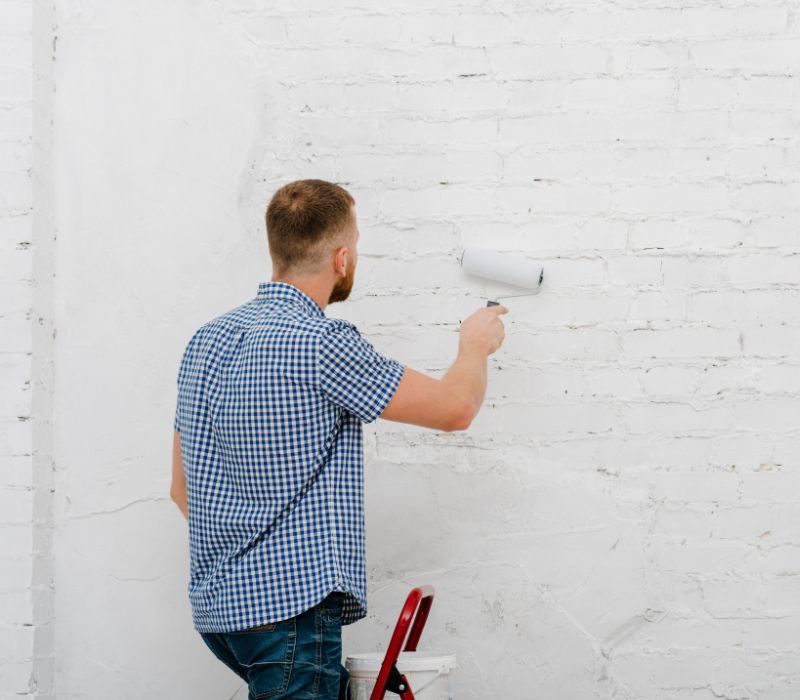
[{"xmin": 345, "ymin": 651, "xmax": 458, "ymax": 699}]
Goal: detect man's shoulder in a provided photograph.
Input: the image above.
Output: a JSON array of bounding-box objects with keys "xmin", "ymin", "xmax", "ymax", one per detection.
[
  {"xmin": 268, "ymin": 313, "xmax": 362, "ymax": 342},
  {"xmin": 181, "ymin": 302, "xmax": 364, "ymax": 359},
  {"xmin": 321, "ymin": 316, "xmax": 361, "ymax": 337},
  {"xmin": 209, "ymin": 297, "xmax": 261, "ymax": 330},
  {"xmin": 179, "ymin": 300, "xmax": 257, "ymax": 355}
]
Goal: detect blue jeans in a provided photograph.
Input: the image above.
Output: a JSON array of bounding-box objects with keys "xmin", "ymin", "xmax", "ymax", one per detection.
[{"xmin": 200, "ymin": 591, "xmax": 350, "ymax": 700}]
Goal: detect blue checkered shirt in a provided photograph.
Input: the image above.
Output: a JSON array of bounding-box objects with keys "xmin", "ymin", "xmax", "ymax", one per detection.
[{"xmin": 174, "ymin": 281, "xmax": 405, "ymax": 632}]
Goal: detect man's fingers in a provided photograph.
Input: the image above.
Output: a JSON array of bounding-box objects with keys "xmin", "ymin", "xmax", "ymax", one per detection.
[{"xmin": 488, "ymin": 305, "xmax": 509, "ymax": 314}]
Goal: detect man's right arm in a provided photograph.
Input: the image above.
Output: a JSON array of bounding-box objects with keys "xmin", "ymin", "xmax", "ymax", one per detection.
[{"xmin": 379, "ymin": 305, "xmax": 508, "ymax": 432}]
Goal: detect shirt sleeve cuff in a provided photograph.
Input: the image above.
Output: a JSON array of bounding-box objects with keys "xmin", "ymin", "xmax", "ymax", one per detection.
[{"xmin": 360, "ymin": 360, "xmax": 405, "ymax": 424}]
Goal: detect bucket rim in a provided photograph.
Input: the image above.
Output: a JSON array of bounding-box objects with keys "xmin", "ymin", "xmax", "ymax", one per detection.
[{"xmin": 345, "ymin": 651, "xmax": 457, "ymax": 673}]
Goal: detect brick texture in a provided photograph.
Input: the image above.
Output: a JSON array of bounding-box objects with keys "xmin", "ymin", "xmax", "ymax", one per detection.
[{"xmin": 5, "ymin": 1, "xmax": 800, "ymax": 698}]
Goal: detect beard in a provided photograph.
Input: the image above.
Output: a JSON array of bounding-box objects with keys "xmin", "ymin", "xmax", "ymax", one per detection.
[{"xmin": 327, "ymin": 264, "xmax": 355, "ymax": 304}]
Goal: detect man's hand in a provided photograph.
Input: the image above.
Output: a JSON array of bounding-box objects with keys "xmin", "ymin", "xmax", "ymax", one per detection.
[
  {"xmin": 171, "ymin": 430, "xmax": 188, "ymax": 520},
  {"xmin": 458, "ymin": 304, "xmax": 509, "ymax": 356}
]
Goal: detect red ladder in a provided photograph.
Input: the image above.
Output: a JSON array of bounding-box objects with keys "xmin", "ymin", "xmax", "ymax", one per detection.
[{"xmin": 370, "ymin": 585, "xmax": 436, "ymax": 700}]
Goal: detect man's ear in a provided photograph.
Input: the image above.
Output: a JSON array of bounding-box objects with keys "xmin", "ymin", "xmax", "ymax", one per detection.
[{"xmin": 334, "ymin": 245, "xmax": 348, "ymax": 276}]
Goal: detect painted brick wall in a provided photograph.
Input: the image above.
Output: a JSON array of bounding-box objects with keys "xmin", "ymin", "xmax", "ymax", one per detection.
[
  {"xmin": 0, "ymin": 1, "xmax": 55, "ymax": 698},
  {"xmin": 0, "ymin": 0, "xmax": 35, "ymax": 696},
  {"xmin": 224, "ymin": 4, "xmax": 800, "ymax": 697},
  {"xmin": 8, "ymin": 0, "xmax": 800, "ymax": 697}
]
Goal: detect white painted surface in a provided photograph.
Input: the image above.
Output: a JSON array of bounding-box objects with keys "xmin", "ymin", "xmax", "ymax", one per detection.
[
  {"xmin": 0, "ymin": 1, "xmax": 45, "ymax": 697},
  {"xmin": 3, "ymin": 0, "xmax": 800, "ymax": 697}
]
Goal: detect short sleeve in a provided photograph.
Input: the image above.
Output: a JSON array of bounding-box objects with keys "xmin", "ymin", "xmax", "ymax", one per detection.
[
  {"xmin": 318, "ymin": 321, "xmax": 405, "ymax": 424},
  {"xmin": 173, "ymin": 326, "xmax": 204, "ymax": 435}
]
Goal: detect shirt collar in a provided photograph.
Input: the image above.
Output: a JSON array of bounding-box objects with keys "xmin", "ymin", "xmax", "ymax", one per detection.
[{"xmin": 256, "ymin": 281, "xmax": 325, "ymax": 318}]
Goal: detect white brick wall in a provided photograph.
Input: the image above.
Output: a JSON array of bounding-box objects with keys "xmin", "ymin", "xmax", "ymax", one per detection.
[
  {"xmin": 0, "ymin": 0, "xmax": 35, "ymax": 696},
  {"xmin": 1, "ymin": 0, "xmax": 55, "ymax": 696},
  {"xmin": 4, "ymin": 0, "xmax": 800, "ymax": 697},
  {"xmin": 30, "ymin": 0, "xmax": 56, "ymax": 696}
]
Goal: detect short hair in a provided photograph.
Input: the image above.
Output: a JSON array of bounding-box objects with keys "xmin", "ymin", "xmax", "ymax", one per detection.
[{"xmin": 266, "ymin": 179, "xmax": 355, "ymax": 276}]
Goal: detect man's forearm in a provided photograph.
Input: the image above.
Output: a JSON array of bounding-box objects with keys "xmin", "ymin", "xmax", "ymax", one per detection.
[{"xmin": 441, "ymin": 341, "xmax": 488, "ymax": 421}]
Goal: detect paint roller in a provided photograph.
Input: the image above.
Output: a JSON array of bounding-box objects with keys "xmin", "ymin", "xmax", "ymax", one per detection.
[{"xmin": 459, "ymin": 247, "xmax": 544, "ymax": 307}]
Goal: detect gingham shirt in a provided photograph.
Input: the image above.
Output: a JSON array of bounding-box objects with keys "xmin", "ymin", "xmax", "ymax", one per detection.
[{"xmin": 174, "ymin": 281, "xmax": 405, "ymax": 632}]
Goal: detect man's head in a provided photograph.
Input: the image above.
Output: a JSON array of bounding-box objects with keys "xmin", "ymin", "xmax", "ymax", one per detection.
[{"xmin": 266, "ymin": 179, "xmax": 359, "ymax": 306}]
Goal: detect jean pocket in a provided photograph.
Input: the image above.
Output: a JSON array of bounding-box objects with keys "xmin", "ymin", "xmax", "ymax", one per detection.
[
  {"xmin": 228, "ymin": 622, "xmax": 277, "ymax": 634},
  {"xmin": 319, "ymin": 591, "xmax": 346, "ymax": 624},
  {"xmin": 223, "ymin": 618, "xmax": 296, "ymax": 698}
]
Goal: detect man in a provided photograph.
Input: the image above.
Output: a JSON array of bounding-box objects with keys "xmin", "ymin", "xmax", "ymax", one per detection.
[{"xmin": 171, "ymin": 179, "xmax": 508, "ymax": 699}]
